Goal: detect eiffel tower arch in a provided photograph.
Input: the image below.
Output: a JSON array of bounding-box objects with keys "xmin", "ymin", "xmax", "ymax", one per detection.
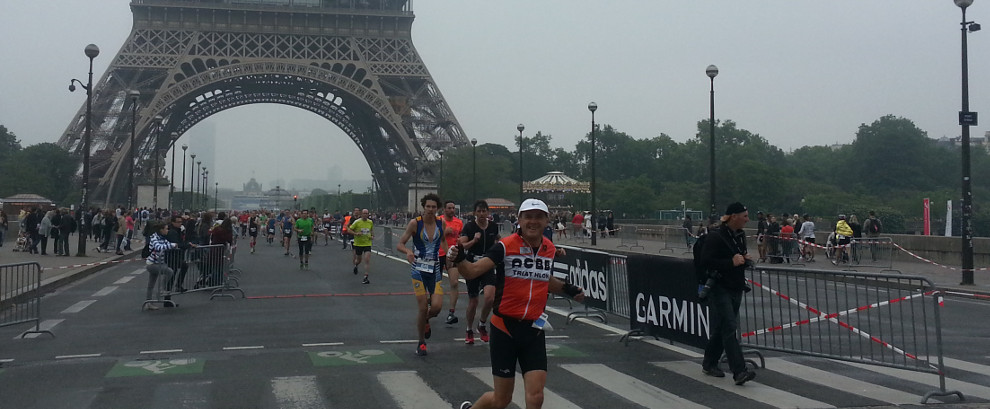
[{"xmin": 57, "ymin": 0, "xmax": 467, "ymax": 208}]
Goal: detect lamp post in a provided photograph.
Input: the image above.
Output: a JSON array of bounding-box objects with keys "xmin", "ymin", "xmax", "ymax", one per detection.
[
  {"xmin": 276, "ymin": 185, "xmax": 281, "ymax": 211},
  {"xmin": 126, "ymin": 90, "xmax": 139, "ymax": 211},
  {"xmin": 517, "ymin": 124, "xmax": 525, "ymax": 206},
  {"xmin": 169, "ymin": 132, "xmax": 178, "ymax": 212},
  {"xmin": 69, "ymin": 43, "xmax": 99, "ymax": 257},
  {"xmin": 189, "ymin": 154, "xmax": 197, "ymax": 210},
  {"xmin": 706, "ymin": 64, "xmax": 719, "ymax": 222},
  {"xmin": 337, "ymin": 184, "xmax": 341, "ymax": 210},
  {"xmin": 202, "ymin": 168, "xmax": 208, "ymax": 210},
  {"xmin": 151, "ymin": 115, "xmax": 163, "ymax": 212},
  {"xmin": 195, "ymin": 160, "xmax": 201, "ymax": 210},
  {"xmin": 413, "ymin": 157, "xmax": 420, "ymax": 212},
  {"xmin": 588, "ymin": 103, "xmax": 597, "ymax": 246},
  {"xmin": 471, "ymin": 138, "xmax": 478, "ymax": 201},
  {"xmin": 215, "ymin": 182, "xmax": 219, "ymax": 212},
  {"xmin": 180, "ymin": 145, "xmax": 187, "ymax": 211},
  {"xmin": 955, "ymin": 0, "xmax": 980, "ymax": 285},
  {"xmin": 438, "ymin": 149, "xmax": 445, "ymax": 199}
]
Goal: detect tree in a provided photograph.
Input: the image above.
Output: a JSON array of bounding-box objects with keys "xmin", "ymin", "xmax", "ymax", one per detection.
[
  {"xmin": 0, "ymin": 125, "xmax": 22, "ymax": 162},
  {"xmin": 0, "ymin": 143, "xmax": 78, "ymax": 204}
]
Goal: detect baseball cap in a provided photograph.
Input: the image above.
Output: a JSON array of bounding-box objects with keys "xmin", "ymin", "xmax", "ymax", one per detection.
[
  {"xmin": 518, "ymin": 198, "xmax": 549, "ymax": 217},
  {"xmin": 724, "ymin": 202, "xmax": 747, "ymax": 215}
]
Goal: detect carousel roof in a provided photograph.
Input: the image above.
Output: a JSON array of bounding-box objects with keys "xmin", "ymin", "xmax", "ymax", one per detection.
[{"xmin": 523, "ymin": 171, "xmax": 590, "ymax": 193}]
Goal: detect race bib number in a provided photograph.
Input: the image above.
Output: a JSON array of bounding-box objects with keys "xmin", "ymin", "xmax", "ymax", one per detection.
[
  {"xmin": 360, "ymin": 228, "xmax": 370, "ymax": 235},
  {"xmin": 249, "ymin": 227, "xmax": 258, "ymax": 233},
  {"xmin": 284, "ymin": 229, "xmax": 292, "ymax": 235},
  {"xmin": 299, "ymin": 235, "xmax": 309, "ymax": 242},
  {"xmin": 268, "ymin": 228, "xmax": 275, "ymax": 234},
  {"xmin": 413, "ymin": 257, "xmax": 437, "ymax": 273}
]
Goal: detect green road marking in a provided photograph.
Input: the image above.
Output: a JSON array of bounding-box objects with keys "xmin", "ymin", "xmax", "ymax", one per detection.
[
  {"xmin": 106, "ymin": 358, "xmax": 205, "ymax": 378},
  {"xmin": 546, "ymin": 344, "xmax": 586, "ymax": 358},
  {"xmin": 309, "ymin": 349, "xmax": 403, "ymax": 367}
]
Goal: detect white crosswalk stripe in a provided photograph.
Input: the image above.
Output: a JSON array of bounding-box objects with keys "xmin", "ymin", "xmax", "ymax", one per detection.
[
  {"xmin": 92, "ymin": 286, "xmax": 118, "ymax": 296},
  {"xmin": 378, "ymin": 371, "xmax": 451, "ymax": 409},
  {"xmin": 271, "ymin": 376, "xmax": 328, "ymax": 409},
  {"xmin": 764, "ymin": 358, "xmax": 919, "ymax": 405},
  {"xmin": 560, "ymin": 363, "xmax": 710, "ymax": 409},
  {"xmin": 837, "ymin": 360, "xmax": 990, "ymax": 400},
  {"xmin": 652, "ymin": 361, "xmax": 835, "ymax": 408},
  {"xmin": 465, "ymin": 367, "xmax": 582, "ymax": 409},
  {"xmin": 61, "ymin": 300, "xmax": 97, "ymax": 314}
]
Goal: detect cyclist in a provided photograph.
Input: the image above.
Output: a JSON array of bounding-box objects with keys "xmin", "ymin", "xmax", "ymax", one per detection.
[
  {"xmin": 833, "ymin": 214, "xmax": 854, "ymax": 264},
  {"xmin": 796, "ymin": 214, "xmax": 816, "ymax": 262}
]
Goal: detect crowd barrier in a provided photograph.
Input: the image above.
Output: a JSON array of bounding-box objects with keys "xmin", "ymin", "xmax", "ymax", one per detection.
[
  {"xmin": 0, "ymin": 262, "xmax": 54, "ymax": 338},
  {"xmin": 145, "ymin": 243, "xmax": 244, "ymax": 309},
  {"xmin": 616, "ymin": 226, "xmax": 644, "ymax": 251},
  {"xmin": 764, "ymin": 235, "xmax": 801, "ymax": 264},
  {"xmin": 552, "ymin": 247, "xmax": 960, "ymax": 403},
  {"xmin": 849, "ymin": 237, "xmax": 895, "ymax": 269},
  {"xmin": 741, "ymin": 265, "xmax": 960, "ymax": 403}
]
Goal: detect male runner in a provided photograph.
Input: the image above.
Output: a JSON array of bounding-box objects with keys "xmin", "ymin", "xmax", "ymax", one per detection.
[
  {"xmin": 341, "ymin": 210, "xmax": 354, "ymax": 250},
  {"xmin": 238, "ymin": 212, "xmax": 250, "ymax": 238},
  {"xmin": 450, "ymin": 199, "xmax": 585, "ymax": 409},
  {"xmin": 322, "ymin": 210, "xmax": 334, "ymax": 245},
  {"xmin": 281, "ymin": 213, "xmax": 294, "ymax": 256},
  {"xmin": 440, "ymin": 201, "xmax": 464, "ymax": 325},
  {"xmin": 294, "ymin": 209, "xmax": 315, "ymax": 269},
  {"xmin": 396, "ymin": 193, "xmax": 445, "ymax": 357},
  {"xmin": 458, "ymin": 200, "xmax": 500, "ymax": 344},
  {"xmin": 266, "ymin": 215, "xmax": 277, "ymax": 245},
  {"xmin": 349, "ymin": 208, "xmax": 374, "ymax": 284},
  {"xmin": 248, "ymin": 213, "xmax": 260, "ymax": 254}
]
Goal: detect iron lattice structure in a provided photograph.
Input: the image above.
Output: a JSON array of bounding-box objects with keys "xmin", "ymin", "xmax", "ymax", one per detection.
[{"xmin": 57, "ymin": 0, "xmax": 468, "ymax": 208}]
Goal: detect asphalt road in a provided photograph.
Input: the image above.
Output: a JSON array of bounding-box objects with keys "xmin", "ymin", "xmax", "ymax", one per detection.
[{"xmin": 1, "ymin": 231, "xmax": 990, "ymax": 409}]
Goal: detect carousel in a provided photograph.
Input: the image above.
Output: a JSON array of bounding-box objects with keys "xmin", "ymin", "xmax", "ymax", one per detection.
[{"xmin": 522, "ymin": 171, "xmax": 590, "ymax": 211}]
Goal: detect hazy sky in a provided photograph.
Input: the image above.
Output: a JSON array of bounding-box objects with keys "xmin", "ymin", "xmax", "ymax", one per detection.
[{"xmin": 2, "ymin": 1, "xmax": 989, "ymax": 190}]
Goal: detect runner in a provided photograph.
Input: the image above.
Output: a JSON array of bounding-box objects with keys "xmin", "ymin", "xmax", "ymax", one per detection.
[
  {"xmin": 266, "ymin": 215, "xmax": 277, "ymax": 245},
  {"xmin": 294, "ymin": 209, "xmax": 315, "ymax": 269},
  {"xmin": 281, "ymin": 212, "xmax": 294, "ymax": 256},
  {"xmin": 440, "ymin": 201, "xmax": 464, "ymax": 325},
  {"xmin": 396, "ymin": 193, "xmax": 445, "ymax": 357},
  {"xmin": 349, "ymin": 208, "xmax": 374, "ymax": 284},
  {"xmin": 450, "ymin": 198, "xmax": 585, "ymax": 409},
  {"xmin": 322, "ymin": 209, "xmax": 334, "ymax": 246},
  {"xmin": 341, "ymin": 209, "xmax": 354, "ymax": 250},
  {"xmin": 238, "ymin": 212, "xmax": 250, "ymax": 238},
  {"xmin": 248, "ymin": 213, "xmax": 259, "ymax": 254},
  {"xmin": 458, "ymin": 200, "xmax": 500, "ymax": 344}
]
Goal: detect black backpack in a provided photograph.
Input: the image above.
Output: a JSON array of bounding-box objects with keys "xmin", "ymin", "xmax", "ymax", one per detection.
[
  {"xmin": 692, "ymin": 233, "xmax": 708, "ymax": 284},
  {"xmin": 868, "ymin": 219, "xmax": 881, "ymax": 234},
  {"xmin": 141, "ymin": 234, "xmax": 152, "ymax": 259}
]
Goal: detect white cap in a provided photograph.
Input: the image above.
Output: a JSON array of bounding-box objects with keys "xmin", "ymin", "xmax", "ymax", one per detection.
[{"xmin": 518, "ymin": 198, "xmax": 549, "ymax": 217}]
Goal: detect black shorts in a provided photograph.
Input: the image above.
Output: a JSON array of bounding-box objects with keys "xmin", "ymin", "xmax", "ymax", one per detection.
[
  {"xmin": 249, "ymin": 228, "xmax": 258, "ymax": 238},
  {"xmin": 354, "ymin": 245, "xmax": 371, "ymax": 255},
  {"xmin": 837, "ymin": 236, "xmax": 851, "ymax": 246},
  {"xmin": 490, "ymin": 317, "xmax": 547, "ymax": 378},
  {"xmin": 267, "ymin": 228, "xmax": 276, "ymax": 235},
  {"xmin": 466, "ymin": 270, "xmax": 494, "ymax": 298},
  {"xmin": 297, "ymin": 236, "xmax": 313, "ymax": 254},
  {"xmin": 804, "ymin": 237, "xmax": 816, "ymax": 244}
]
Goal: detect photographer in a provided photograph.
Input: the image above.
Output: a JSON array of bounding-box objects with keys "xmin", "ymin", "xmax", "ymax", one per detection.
[{"xmin": 700, "ymin": 202, "xmax": 757, "ymax": 385}]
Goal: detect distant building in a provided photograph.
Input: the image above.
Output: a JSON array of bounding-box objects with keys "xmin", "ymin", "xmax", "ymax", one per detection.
[{"xmin": 937, "ymin": 134, "xmax": 990, "ymax": 151}]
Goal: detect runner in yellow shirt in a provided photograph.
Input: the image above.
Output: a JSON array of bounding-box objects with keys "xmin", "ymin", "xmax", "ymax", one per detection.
[{"xmin": 349, "ymin": 208, "xmax": 375, "ymax": 284}]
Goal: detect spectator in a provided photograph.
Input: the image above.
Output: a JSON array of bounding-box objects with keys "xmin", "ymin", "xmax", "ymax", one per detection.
[
  {"xmin": 766, "ymin": 214, "xmax": 781, "ymax": 263},
  {"xmin": 572, "ymin": 211, "xmax": 584, "ymax": 238},
  {"xmin": 755, "ymin": 212, "xmax": 767, "ymax": 262},
  {"xmin": 864, "ymin": 211, "xmax": 883, "ymax": 261},
  {"xmin": 780, "ymin": 218, "xmax": 794, "ymax": 263},
  {"xmin": 0, "ymin": 210, "xmax": 8, "ymax": 247},
  {"xmin": 606, "ymin": 211, "xmax": 615, "ymax": 237},
  {"xmin": 57, "ymin": 209, "xmax": 75, "ymax": 256},
  {"xmin": 683, "ymin": 215, "xmax": 696, "ymax": 247},
  {"xmin": 848, "ymin": 214, "xmax": 863, "ymax": 263},
  {"xmin": 39, "ymin": 210, "xmax": 54, "ymax": 256},
  {"xmin": 142, "ymin": 220, "xmax": 180, "ymax": 310},
  {"xmin": 115, "ymin": 211, "xmax": 128, "ymax": 255},
  {"xmin": 99, "ymin": 209, "xmax": 116, "ymax": 252},
  {"xmin": 797, "ymin": 214, "xmax": 816, "ymax": 262}
]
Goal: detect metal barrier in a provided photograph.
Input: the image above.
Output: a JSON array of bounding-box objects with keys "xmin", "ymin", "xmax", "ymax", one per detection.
[
  {"xmin": 0, "ymin": 262, "xmax": 54, "ymax": 338},
  {"xmin": 850, "ymin": 237, "xmax": 895, "ymax": 269},
  {"xmin": 741, "ymin": 266, "xmax": 961, "ymax": 403},
  {"xmin": 606, "ymin": 254, "xmax": 630, "ymax": 319},
  {"xmin": 765, "ymin": 234, "xmax": 801, "ymax": 264},
  {"xmin": 148, "ymin": 244, "xmax": 244, "ymax": 308},
  {"xmin": 380, "ymin": 226, "xmax": 394, "ymax": 255},
  {"xmin": 616, "ymin": 226, "xmax": 644, "ymax": 251}
]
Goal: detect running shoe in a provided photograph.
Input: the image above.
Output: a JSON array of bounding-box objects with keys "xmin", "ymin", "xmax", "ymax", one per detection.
[
  {"xmin": 353, "ymin": 266, "xmax": 358, "ymax": 275},
  {"xmin": 459, "ymin": 401, "xmax": 473, "ymax": 409},
  {"xmin": 478, "ymin": 324, "xmax": 489, "ymax": 343},
  {"xmin": 362, "ymin": 276, "xmax": 370, "ymax": 284},
  {"xmin": 445, "ymin": 311, "xmax": 459, "ymax": 325},
  {"xmin": 415, "ymin": 342, "xmax": 428, "ymax": 356},
  {"xmin": 465, "ymin": 329, "xmax": 475, "ymax": 345},
  {"xmin": 425, "ymin": 323, "xmax": 432, "ymax": 339}
]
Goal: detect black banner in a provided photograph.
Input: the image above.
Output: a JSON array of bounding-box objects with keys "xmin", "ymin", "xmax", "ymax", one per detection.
[
  {"xmin": 554, "ymin": 246, "xmax": 610, "ymax": 311},
  {"xmin": 627, "ymin": 254, "xmax": 710, "ymax": 349}
]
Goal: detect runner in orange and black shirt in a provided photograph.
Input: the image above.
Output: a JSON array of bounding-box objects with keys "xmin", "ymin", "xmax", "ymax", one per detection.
[{"xmin": 449, "ymin": 198, "xmax": 585, "ymax": 409}]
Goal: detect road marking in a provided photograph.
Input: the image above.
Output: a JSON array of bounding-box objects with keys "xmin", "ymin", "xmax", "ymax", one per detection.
[
  {"xmin": 271, "ymin": 375, "xmax": 327, "ymax": 409},
  {"xmin": 560, "ymin": 363, "xmax": 710, "ymax": 408},
  {"xmin": 380, "ymin": 339, "xmax": 419, "ymax": 344},
  {"xmin": 131, "ymin": 268, "xmax": 145, "ymax": 275},
  {"xmin": 377, "ymin": 371, "xmax": 451, "ymax": 408},
  {"xmin": 18, "ymin": 319, "xmax": 64, "ymax": 339},
  {"xmin": 466, "ymin": 367, "xmax": 582, "ymax": 409},
  {"xmin": 545, "ymin": 305, "xmax": 703, "ymax": 358},
  {"xmin": 0, "ymin": 358, "xmax": 13, "ymax": 363},
  {"xmin": 140, "ymin": 349, "xmax": 184, "ymax": 354},
  {"xmin": 838, "ymin": 360, "xmax": 990, "ymax": 400},
  {"xmin": 223, "ymin": 346, "xmax": 265, "ymax": 351},
  {"xmin": 764, "ymin": 357, "xmax": 918, "ymax": 405},
  {"xmin": 302, "ymin": 342, "xmax": 344, "ymax": 347},
  {"xmin": 545, "ymin": 335, "xmax": 569, "ymax": 339},
  {"xmin": 61, "ymin": 300, "xmax": 97, "ymax": 314},
  {"xmin": 56, "ymin": 353, "xmax": 102, "ymax": 359},
  {"xmin": 92, "ymin": 286, "xmax": 118, "ymax": 296},
  {"xmin": 926, "ymin": 356, "xmax": 990, "ymax": 376},
  {"xmin": 653, "ymin": 361, "xmax": 835, "ymax": 408},
  {"xmin": 114, "ymin": 275, "xmax": 136, "ymax": 284}
]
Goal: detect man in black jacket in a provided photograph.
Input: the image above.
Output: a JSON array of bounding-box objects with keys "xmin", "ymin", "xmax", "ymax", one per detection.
[
  {"xmin": 166, "ymin": 216, "xmax": 193, "ymax": 294},
  {"xmin": 700, "ymin": 202, "xmax": 757, "ymax": 385}
]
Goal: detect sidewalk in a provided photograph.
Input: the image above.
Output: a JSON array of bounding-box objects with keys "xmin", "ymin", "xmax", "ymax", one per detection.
[
  {"xmin": 1, "ymin": 233, "xmax": 142, "ymax": 299},
  {"xmin": 557, "ymin": 232, "xmax": 990, "ymax": 297}
]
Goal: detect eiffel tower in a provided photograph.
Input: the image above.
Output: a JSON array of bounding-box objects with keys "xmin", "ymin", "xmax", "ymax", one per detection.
[{"xmin": 57, "ymin": 0, "xmax": 467, "ymax": 208}]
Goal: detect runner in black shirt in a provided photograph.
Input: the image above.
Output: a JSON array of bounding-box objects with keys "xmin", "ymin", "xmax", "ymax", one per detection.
[{"xmin": 458, "ymin": 200, "xmax": 501, "ymax": 344}]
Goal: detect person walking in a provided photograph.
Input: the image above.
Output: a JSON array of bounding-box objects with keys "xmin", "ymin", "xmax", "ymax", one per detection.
[
  {"xmin": 57, "ymin": 209, "xmax": 75, "ymax": 256},
  {"xmin": 115, "ymin": 211, "xmax": 128, "ymax": 255},
  {"xmin": 450, "ymin": 198, "xmax": 586, "ymax": 409},
  {"xmin": 348, "ymin": 208, "xmax": 374, "ymax": 283},
  {"xmin": 700, "ymin": 202, "xmax": 757, "ymax": 385},
  {"xmin": 39, "ymin": 210, "xmax": 54, "ymax": 256}
]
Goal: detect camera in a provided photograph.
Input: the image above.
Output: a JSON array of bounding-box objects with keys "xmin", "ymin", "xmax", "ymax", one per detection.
[{"xmin": 697, "ymin": 272, "xmax": 721, "ymax": 301}]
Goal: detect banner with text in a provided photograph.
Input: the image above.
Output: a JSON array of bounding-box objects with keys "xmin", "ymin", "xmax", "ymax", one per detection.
[
  {"xmin": 627, "ymin": 254, "xmax": 709, "ymax": 349},
  {"xmin": 554, "ymin": 246, "xmax": 610, "ymax": 311}
]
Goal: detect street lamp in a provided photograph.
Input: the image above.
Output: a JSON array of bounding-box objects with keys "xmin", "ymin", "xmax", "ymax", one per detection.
[
  {"xmin": 276, "ymin": 185, "xmax": 281, "ymax": 211},
  {"xmin": 202, "ymin": 168, "xmax": 208, "ymax": 210},
  {"xmin": 180, "ymin": 145, "xmax": 187, "ymax": 211},
  {"xmin": 517, "ymin": 124, "xmax": 525, "ymax": 206},
  {"xmin": 151, "ymin": 115, "xmax": 163, "ymax": 212},
  {"xmin": 337, "ymin": 184, "xmax": 341, "ymax": 210},
  {"xmin": 471, "ymin": 138, "xmax": 478, "ymax": 201},
  {"xmin": 588, "ymin": 102, "xmax": 597, "ymax": 246},
  {"xmin": 126, "ymin": 90, "xmax": 139, "ymax": 211},
  {"xmin": 413, "ymin": 157, "xmax": 421, "ymax": 212},
  {"xmin": 706, "ymin": 64, "xmax": 719, "ymax": 223},
  {"xmin": 955, "ymin": 0, "xmax": 980, "ymax": 285},
  {"xmin": 215, "ymin": 181, "xmax": 219, "ymax": 212},
  {"xmin": 69, "ymin": 43, "xmax": 99, "ymax": 257},
  {"xmin": 169, "ymin": 132, "xmax": 178, "ymax": 212},
  {"xmin": 195, "ymin": 160, "xmax": 201, "ymax": 210},
  {"xmin": 189, "ymin": 154, "xmax": 197, "ymax": 210},
  {"xmin": 438, "ymin": 148, "xmax": 445, "ymax": 199}
]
